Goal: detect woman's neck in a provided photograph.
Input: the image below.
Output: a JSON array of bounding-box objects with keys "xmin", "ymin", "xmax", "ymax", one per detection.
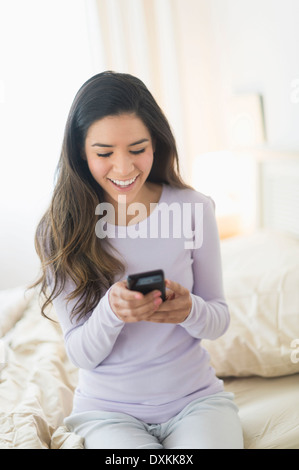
[{"xmin": 105, "ymin": 182, "xmax": 163, "ymax": 226}]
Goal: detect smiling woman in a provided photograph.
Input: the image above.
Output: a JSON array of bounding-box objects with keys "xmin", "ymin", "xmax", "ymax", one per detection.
[{"xmin": 30, "ymin": 71, "xmax": 243, "ymax": 449}]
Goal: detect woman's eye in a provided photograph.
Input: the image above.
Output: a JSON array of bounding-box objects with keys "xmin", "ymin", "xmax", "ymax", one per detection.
[
  {"xmin": 97, "ymin": 152, "xmax": 113, "ymax": 158},
  {"xmin": 96, "ymin": 148, "xmax": 145, "ymax": 157},
  {"xmin": 130, "ymin": 148, "xmax": 145, "ymax": 155}
]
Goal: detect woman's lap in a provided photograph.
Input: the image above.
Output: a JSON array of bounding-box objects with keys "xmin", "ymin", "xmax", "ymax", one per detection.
[{"xmin": 64, "ymin": 392, "xmax": 244, "ymax": 449}]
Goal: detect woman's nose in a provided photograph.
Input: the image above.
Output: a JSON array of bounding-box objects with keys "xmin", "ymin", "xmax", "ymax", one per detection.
[{"xmin": 113, "ymin": 154, "xmax": 134, "ymax": 176}]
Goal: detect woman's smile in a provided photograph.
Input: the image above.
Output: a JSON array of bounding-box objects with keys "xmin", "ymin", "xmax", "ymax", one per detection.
[{"xmin": 107, "ymin": 174, "xmax": 140, "ymax": 190}]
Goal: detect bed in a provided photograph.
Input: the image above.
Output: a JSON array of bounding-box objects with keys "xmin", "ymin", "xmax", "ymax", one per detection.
[{"xmin": 0, "ymin": 154, "xmax": 299, "ymax": 449}]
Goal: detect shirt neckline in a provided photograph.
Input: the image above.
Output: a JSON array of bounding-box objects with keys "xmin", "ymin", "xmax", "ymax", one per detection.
[{"xmin": 105, "ymin": 184, "xmax": 167, "ymax": 234}]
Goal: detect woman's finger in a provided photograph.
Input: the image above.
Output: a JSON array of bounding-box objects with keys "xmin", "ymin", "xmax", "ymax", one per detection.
[{"xmin": 165, "ymin": 279, "xmax": 187, "ymax": 295}]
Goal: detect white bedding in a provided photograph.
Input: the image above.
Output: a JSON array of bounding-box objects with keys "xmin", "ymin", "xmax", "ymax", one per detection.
[
  {"xmin": 0, "ymin": 230, "xmax": 298, "ymax": 449},
  {"xmin": 0, "ymin": 292, "xmax": 83, "ymax": 449},
  {"xmin": 203, "ymin": 230, "xmax": 299, "ymax": 378},
  {"xmin": 224, "ymin": 374, "xmax": 299, "ymax": 449}
]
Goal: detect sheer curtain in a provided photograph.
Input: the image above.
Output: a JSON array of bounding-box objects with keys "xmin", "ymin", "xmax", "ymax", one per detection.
[
  {"xmin": 93, "ymin": 0, "xmax": 187, "ymax": 177},
  {"xmin": 91, "ymin": 0, "xmax": 226, "ymax": 180}
]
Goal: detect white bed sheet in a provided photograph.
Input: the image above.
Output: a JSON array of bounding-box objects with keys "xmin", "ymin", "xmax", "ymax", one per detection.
[{"xmin": 224, "ymin": 374, "xmax": 299, "ymax": 449}]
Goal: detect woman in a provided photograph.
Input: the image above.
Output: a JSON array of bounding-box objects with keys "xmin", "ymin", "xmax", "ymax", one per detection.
[{"xmin": 32, "ymin": 71, "xmax": 243, "ymax": 449}]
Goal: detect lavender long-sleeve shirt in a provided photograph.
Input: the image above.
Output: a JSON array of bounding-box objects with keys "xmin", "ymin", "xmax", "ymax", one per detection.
[{"xmin": 51, "ymin": 185, "xmax": 230, "ymax": 423}]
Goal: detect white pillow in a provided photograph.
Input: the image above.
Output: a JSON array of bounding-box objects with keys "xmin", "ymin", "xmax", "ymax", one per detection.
[
  {"xmin": 0, "ymin": 286, "xmax": 34, "ymax": 338},
  {"xmin": 202, "ymin": 230, "xmax": 299, "ymax": 377}
]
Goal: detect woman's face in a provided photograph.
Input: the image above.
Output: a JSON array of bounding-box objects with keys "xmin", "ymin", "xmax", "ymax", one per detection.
[{"xmin": 84, "ymin": 113, "xmax": 155, "ymax": 207}]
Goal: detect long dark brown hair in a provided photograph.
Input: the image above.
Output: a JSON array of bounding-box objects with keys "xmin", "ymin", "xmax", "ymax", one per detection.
[{"xmin": 30, "ymin": 71, "xmax": 190, "ymax": 322}]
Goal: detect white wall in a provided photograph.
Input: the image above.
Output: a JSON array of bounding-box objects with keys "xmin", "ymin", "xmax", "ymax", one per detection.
[
  {"xmin": 175, "ymin": 0, "xmax": 299, "ymax": 234},
  {"xmin": 0, "ymin": 0, "xmax": 96, "ymax": 288},
  {"xmin": 210, "ymin": 0, "xmax": 299, "ymax": 150}
]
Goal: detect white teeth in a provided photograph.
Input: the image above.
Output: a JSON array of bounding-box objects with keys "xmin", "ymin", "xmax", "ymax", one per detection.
[{"xmin": 109, "ymin": 175, "xmax": 138, "ymax": 187}]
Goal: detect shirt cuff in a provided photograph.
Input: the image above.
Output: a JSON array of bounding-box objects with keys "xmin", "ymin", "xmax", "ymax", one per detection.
[{"xmin": 179, "ymin": 293, "xmax": 205, "ymax": 330}]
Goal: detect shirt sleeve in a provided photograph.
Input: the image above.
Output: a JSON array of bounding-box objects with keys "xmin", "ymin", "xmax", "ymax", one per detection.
[
  {"xmin": 50, "ymin": 278, "xmax": 125, "ymax": 370},
  {"xmin": 179, "ymin": 197, "xmax": 230, "ymax": 339}
]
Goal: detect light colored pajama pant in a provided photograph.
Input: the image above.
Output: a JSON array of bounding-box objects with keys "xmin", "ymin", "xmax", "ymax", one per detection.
[{"xmin": 64, "ymin": 391, "xmax": 244, "ymax": 449}]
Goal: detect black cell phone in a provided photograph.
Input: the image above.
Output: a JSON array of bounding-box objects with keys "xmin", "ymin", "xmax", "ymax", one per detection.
[{"xmin": 127, "ymin": 269, "xmax": 166, "ymax": 301}]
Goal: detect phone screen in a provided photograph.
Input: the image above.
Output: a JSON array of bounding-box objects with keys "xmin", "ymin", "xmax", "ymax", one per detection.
[{"xmin": 127, "ymin": 269, "xmax": 166, "ymax": 301}]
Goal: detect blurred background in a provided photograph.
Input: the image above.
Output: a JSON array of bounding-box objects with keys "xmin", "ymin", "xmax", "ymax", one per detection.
[{"xmin": 0, "ymin": 0, "xmax": 299, "ymax": 288}]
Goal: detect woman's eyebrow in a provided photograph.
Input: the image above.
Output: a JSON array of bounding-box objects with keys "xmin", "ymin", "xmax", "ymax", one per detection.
[
  {"xmin": 129, "ymin": 138, "xmax": 149, "ymax": 147},
  {"xmin": 91, "ymin": 138, "xmax": 149, "ymax": 148},
  {"xmin": 91, "ymin": 143, "xmax": 113, "ymax": 148}
]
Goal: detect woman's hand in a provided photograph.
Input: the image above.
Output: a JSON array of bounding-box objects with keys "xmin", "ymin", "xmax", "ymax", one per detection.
[
  {"xmin": 109, "ymin": 279, "xmax": 192, "ymax": 324},
  {"xmin": 108, "ymin": 280, "xmax": 164, "ymax": 323},
  {"xmin": 148, "ymin": 279, "xmax": 192, "ymax": 324}
]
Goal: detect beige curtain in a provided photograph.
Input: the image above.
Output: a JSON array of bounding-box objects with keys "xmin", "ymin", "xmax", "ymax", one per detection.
[{"xmin": 91, "ymin": 0, "xmax": 227, "ymax": 182}]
